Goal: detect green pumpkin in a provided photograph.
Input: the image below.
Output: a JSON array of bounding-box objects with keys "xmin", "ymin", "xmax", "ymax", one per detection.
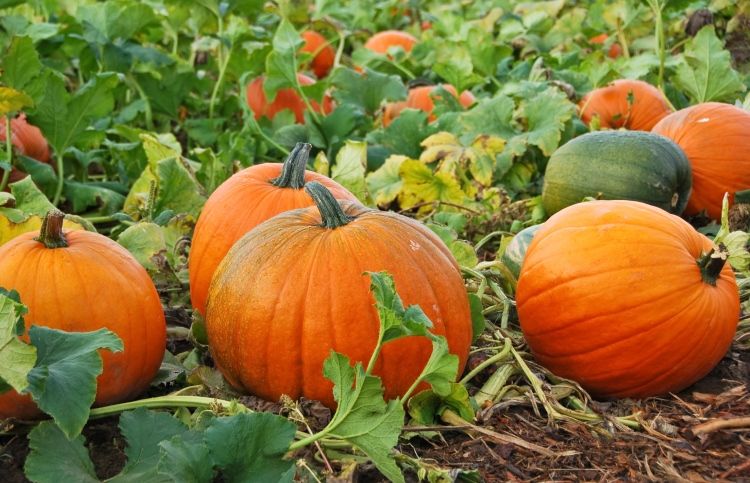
[
  {"xmin": 502, "ymin": 224, "xmax": 541, "ymax": 279},
  {"xmin": 542, "ymin": 130, "xmax": 691, "ymax": 216}
]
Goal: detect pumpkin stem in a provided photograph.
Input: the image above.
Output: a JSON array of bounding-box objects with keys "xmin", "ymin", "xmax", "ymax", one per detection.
[
  {"xmin": 270, "ymin": 142, "xmax": 312, "ymax": 189},
  {"xmin": 35, "ymin": 209, "xmax": 68, "ymax": 249},
  {"xmin": 697, "ymin": 244, "xmax": 728, "ymax": 286},
  {"xmin": 304, "ymin": 181, "xmax": 353, "ymax": 229}
]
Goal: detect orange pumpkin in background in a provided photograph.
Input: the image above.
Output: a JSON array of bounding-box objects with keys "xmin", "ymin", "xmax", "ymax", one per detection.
[
  {"xmin": 364, "ymin": 30, "xmax": 418, "ymax": 55},
  {"xmin": 383, "ymin": 84, "xmax": 476, "ymax": 126},
  {"xmin": 589, "ymin": 33, "xmax": 623, "ymax": 59},
  {"xmin": 205, "ymin": 182, "xmax": 473, "ymax": 408},
  {"xmin": 652, "ymin": 102, "xmax": 750, "ymax": 220},
  {"xmin": 516, "ymin": 200, "xmax": 739, "ymax": 399},
  {"xmin": 300, "ymin": 31, "xmax": 335, "ymax": 78},
  {"xmin": 579, "ymin": 79, "xmax": 672, "ymax": 131},
  {"xmin": 0, "ymin": 211, "xmax": 166, "ymax": 419},
  {"xmin": 0, "ymin": 114, "xmax": 52, "ymax": 185},
  {"xmin": 188, "ymin": 143, "xmax": 358, "ymax": 316},
  {"xmin": 246, "ymin": 73, "xmax": 333, "ymax": 123}
]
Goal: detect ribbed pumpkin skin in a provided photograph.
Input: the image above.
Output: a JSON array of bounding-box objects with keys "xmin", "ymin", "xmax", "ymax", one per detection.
[
  {"xmin": 0, "ymin": 230, "xmax": 166, "ymax": 419},
  {"xmin": 383, "ymin": 85, "xmax": 476, "ymax": 127},
  {"xmin": 651, "ymin": 102, "xmax": 750, "ymax": 220},
  {"xmin": 501, "ymin": 224, "xmax": 541, "ymax": 279},
  {"xmin": 364, "ymin": 30, "xmax": 417, "ymax": 54},
  {"xmin": 205, "ymin": 202, "xmax": 472, "ymax": 408},
  {"xmin": 542, "ymin": 130, "xmax": 692, "ymax": 216},
  {"xmin": 579, "ymin": 79, "xmax": 672, "ymax": 131},
  {"xmin": 188, "ymin": 164, "xmax": 357, "ymax": 316},
  {"xmin": 517, "ymin": 201, "xmax": 739, "ymax": 398},
  {"xmin": 246, "ymin": 74, "xmax": 333, "ymax": 123}
]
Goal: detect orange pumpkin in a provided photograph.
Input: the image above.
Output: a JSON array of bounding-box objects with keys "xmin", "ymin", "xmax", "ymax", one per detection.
[
  {"xmin": 300, "ymin": 31, "xmax": 335, "ymax": 78},
  {"xmin": 652, "ymin": 102, "xmax": 750, "ymax": 220},
  {"xmin": 246, "ymin": 73, "xmax": 333, "ymax": 123},
  {"xmin": 579, "ymin": 79, "xmax": 672, "ymax": 131},
  {"xmin": 205, "ymin": 182, "xmax": 472, "ymax": 408},
  {"xmin": 364, "ymin": 30, "xmax": 417, "ymax": 55},
  {"xmin": 589, "ymin": 33, "xmax": 623, "ymax": 59},
  {"xmin": 0, "ymin": 114, "xmax": 52, "ymax": 186},
  {"xmin": 383, "ymin": 84, "xmax": 476, "ymax": 127},
  {"xmin": 189, "ymin": 143, "xmax": 357, "ymax": 316},
  {"xmin": 0, "ymin": 210, "xmax": 166, "ymax": 419},
  {"xmin": 517, "ymin": 200, "xmax": 739, "ymax": 399}
]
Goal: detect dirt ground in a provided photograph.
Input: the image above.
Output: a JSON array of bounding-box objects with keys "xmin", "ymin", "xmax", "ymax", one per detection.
[{"xmin": 1, "ymin": 334, "xmax": 747, "ymax": 482}]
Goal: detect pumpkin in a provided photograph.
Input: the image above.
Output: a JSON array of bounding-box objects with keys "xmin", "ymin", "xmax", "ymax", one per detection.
[
  {"xmin": 501, "ymin": 224, "xmax": 541, "ymax": 279},
  {"xmin": 0, "ymin": 114, "xmax": 52, "ymax": 186},
  {"xmin": 651, "ymin": 102, "xmax": 750, "ymax": 220},
  {"xmin": 364, "ymin": 30, "xmax": 417, "ymax": 55},
  {"xmin": 589, "ymin": 33, "xmax": 623, "ymax": 59},
  {"xmin": 0, "ymin": 210, "xmax": 166, "ymax": 419},
  {"xmin": 516, "ymin": 200, "xmax": 739, "ymax": 398},
  {"xmin": 205, "ymin": 182, "xmax": 472, "ymax": 408},
  {"xmin": 300, "ymin": 31, "xmax": 335, "ymax": 78},
  {"xmin": 383, "ymin": 84, "xmax": 476, "ymax": 127},
  {"xmin": 188, "ymin": 143, "xmax": 358, "ymax": 316},
  {"xmin": 246, "ymin": 73, "xmax": 333, "ymax": 123},
  {"xmin": 579, "ymin": 79, "xmax": 672, "ymax": 131},
  {"xmin": 542, "ymin": 130, "xmax": 692, "ymax": 216}
]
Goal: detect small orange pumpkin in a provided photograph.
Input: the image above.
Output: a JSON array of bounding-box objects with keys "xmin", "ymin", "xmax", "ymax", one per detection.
[
  {"xmin": 651, "ymin": 102, "xmax": 750, "ymax": 220},
  {"xmin": 517, "ymin": 200, "xmax": 739, "ymax": 399},
  {"xmin": 589, "ymin": 33, "xmax": 623, "ymax": 59},
  {"xmin": 300, "ymin": 31, "xmax": 335, "ymax": 78},
  {"xmin": 246, "ymin": 73, "xmax": 333, "ymax": 123},
  {"xmin": 364, "ymin": 30, "xmax": 417, "ymax": 55},
  {"xmin": 579, "ymin": 79, "xmax": 672, "ymax": 131},
  {"xmin": 383, "ymin": 84, "xmax": 475, "ymax": 126},
  {"xmin": 205, "ymin": 182, "xmax": 472, "ymax": 408},
  {"xmin": 188, "ymin": 143, "xmax": 357, "ymax": 316},
  {"xmin": 0, "ymin": 114, "xmax": 52, "ymax": 186},
  {"xmin": 0, "ymin": 210, "xmax": 166, "ymax": 419}
]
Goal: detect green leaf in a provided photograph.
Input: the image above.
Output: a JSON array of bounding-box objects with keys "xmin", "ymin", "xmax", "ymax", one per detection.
[
  {"xmin": 25, "ymin": 327, "xmax": 123, "ymax": 439},
  {"xmin": 330, "ymin": 68, "xmax": 407, "ymax": 115},
  {"xmin": 407, "ymin": 383, "xmax": 475, "ymax": 425},
  {"xmin": 366, "ymin": 155, "xmax": 406, "ymax": 206},
  {"xmin": 205, "ymin": 412, "xmax": 296, "ymax": 482},
  {"xmin": 323, "ymin": 352, "xmax": 406, "ymax": 483},
  {"xmin": 418, "ymin": 336, "xmax": 460, "ymax": 397},
  {"xmin": 117, "ymin": 222, "xmax": 168, "ymax": 272},
  {"xmin": 158, "ymin": 434, "xmax": 214, "ymax": 483},
  {"xmin": 264, "ymin": 20, "xmax": 302, "ymax": 100},
  {"xmin": 331, "ymin": 140, "xmax": 368, "ymax": 203},
  {"xmin": 1, "ymin": 36, "xmax": 42, "ymax": 90},
  {"xmin": 9, "ymin": 176, "xmax": 55, "ymax": 216},
  {"xmin": 673, "ymin": 26, "xmax": 746, "ymax": 103},
  {"xmin": 24, "ymin": 421, "xmax": 99, "ymax": 483},
  {"xmin": 468, "ymin": 293, "xmax": 485, "ymax": 342},
  {"xmin": 521, "ymin": 87, "xmax": 575, "ymax": 156},
  {"xmin": 368, "ymin": 271, "xmax": 433, "ymax": 343},
  {"xmin": 154, "ymin": 158, "xmax": 207, "ymax": 218},
  {"xmin": 367, "ymin": 109, "xmax": 436, "ymax": 158},
  {"xmin": 110, "ymin": 408, "xmax": 191, "ymax": 483},
  {"xmin": 0, "ymin": 294, "xmax": 35, "ymax": 394},
  {"xmin": 456, "ymin": 95, "xmax": 516, "ymax": 142},
  {"xmin": 29, "ymin": 72, "xmax": 119, "ymax": 154},
  {"xmin": 433, "ymin": 46, "xmax": 478, "ymax": 93}
]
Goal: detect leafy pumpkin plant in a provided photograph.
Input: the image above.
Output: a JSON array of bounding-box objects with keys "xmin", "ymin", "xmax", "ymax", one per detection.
[
  {"xmin": 188, "ymin": 143, "xmax": 358, "ymax": 316},
  {"xmin": 205, "ymin": 181, "xmax": 472, "ymax": 408},
  {"xmin": 516, "ymin": 200, "xmax": 739, "ymax": 398},
  {"xmin": 0, "ymin": 210, "xmax": 166, "ymax": 420}
]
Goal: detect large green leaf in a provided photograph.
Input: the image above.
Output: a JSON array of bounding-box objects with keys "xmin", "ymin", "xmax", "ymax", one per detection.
[
  {"xmin": 673, "ymin": 26, "xmax": 746, "ymax": 103},
  {"xmin": 330, "ymin": 68, "xmax": 407, "ymax": 115},
  {"xmin": 24, "ymin": 422, "xmax": 99, "ymax": 483},
  {"xmin": 1, "ymin": 36, "xmax": 42, "ymax": 91},
  {"xmin": 0, "ymin": 293, "xmax": 35, "ymax": 394}
]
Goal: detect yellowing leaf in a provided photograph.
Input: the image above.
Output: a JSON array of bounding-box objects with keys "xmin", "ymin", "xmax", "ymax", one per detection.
[
  {"xmin": 140, "ymin": 133, "xmax": 181, "ymax": 169},
  {"xmin": 420, "ymin": 132, "xmax": 460, "ymax": 149},
  {"xmin": 399, "ymin": 159, "xmax": 466, "ymax": 212},
  {"xmin": 0, "ymin": 213, "xmax": 84, "ymax": 247},
  {"xmin": 0, "ymin": 87, "xmax": 34, "ymax": 115},
  {"xmin": 367, "ymin": 155, "xmax": 408, "ymax": 206},
  {"xmin": 331, "ymin": 140, "xmax": 369, "ymax": 203}
]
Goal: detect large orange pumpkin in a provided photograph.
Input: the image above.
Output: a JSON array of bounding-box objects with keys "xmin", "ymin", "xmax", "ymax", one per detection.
[
  {"xmin": 300, "ymin": 31, "xmax": 335, "ymax": 78},
  {"xmin": 0, "ymin": 210, "xmax": 166, "ymax": 419},
  {"xmin": 516, "ymin": 200, "xmax": 739, "ymax": 399},
  {"xmin": 651, "ymin": 102, "xmax": 750, "ymax": 220},
  {"xmin": 188, "ymin": 143, "xmax": 357, "ymax": 316},
  {"xmin": 205, "ymin": 182, "xmax": 472, "ymax": 408},
  {"xmin": 579, "ymin": 79, "xmax": 672, "ymax": 131},
  {"xmin": 364, "ymin": 30, "xmax": 417, "ymax": 55},
  {"xmin": 383, "ymin": 84, "xmax": 476, "ymax": 126},
  {"xmin": 246, "ymin": 73, "xmax": 333, "ymax": 123}
]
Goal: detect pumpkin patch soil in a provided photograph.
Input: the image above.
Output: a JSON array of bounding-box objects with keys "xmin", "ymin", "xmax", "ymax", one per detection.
[{"xmin": 1, "ymin": 337, "xmax": 747, "ymax": 482}]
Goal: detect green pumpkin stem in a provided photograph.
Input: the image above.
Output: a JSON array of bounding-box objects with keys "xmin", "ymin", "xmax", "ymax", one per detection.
[
  {"xmin": 35, "ymin": 210, "xmax": 68, "ymax": 249},
  {"xmin": 697, "ymin": 244, "xmax": 728, "ymax": 286},
  {"xmin": 304, "ymin": 181, "xmax": 353, "ymax": 229},
  {"xmin": 270, "ymin": 142, "xmax": 312, "ymax": 189}
]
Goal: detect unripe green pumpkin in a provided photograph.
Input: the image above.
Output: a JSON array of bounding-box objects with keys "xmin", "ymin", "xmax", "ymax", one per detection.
[
  {"xmin": 542, "ymin": 131, "xmax": 692, "ymax": 216},
  {"xmin": 501, "ymin": 224, "xmax": 541, "ymax": 279}
]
